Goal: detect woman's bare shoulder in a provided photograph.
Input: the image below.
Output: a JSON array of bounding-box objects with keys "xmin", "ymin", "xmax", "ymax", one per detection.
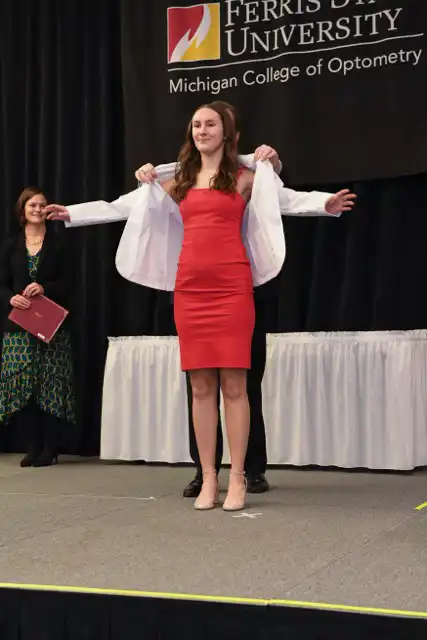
[
  {"xmin": 240, "ymin": 167, "xmax": 255, "ymax": 181},
  {"xmin": 160, "ymin": 177, "xmax": 177, "ymax": 194},
  {"xmin": 237, "ymin": 167, "xmax": 255, "ymax": 201}
]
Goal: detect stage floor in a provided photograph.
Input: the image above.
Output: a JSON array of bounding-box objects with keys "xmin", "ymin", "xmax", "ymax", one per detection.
[{"xmin": 1, "ymin": 456, "xmax": 427, "ymax": 615}]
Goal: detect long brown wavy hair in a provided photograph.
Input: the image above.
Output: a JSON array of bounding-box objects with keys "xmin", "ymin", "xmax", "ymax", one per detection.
[{"xmin": 169, "ymin": 102, "xmax": 240, "ymax": 203}]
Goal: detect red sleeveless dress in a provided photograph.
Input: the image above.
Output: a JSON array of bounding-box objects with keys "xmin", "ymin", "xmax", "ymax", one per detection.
[{"xmin": 174, "ymin": 185, "xmax": 255, "ymax": 371}]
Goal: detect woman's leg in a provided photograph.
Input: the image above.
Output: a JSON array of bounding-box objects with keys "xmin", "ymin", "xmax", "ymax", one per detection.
[
  {"xmin": 189, "ymin": 368, "xmax": 219, "ymax": 509},
  {"xmin": 219, "ymin": 368, "xmax": 249, "ymax": 511},
  {"xmin": 19, "ymin": 398, "xmax": 43, "ymax": 467},
  {"xmin": 32, "ymin": 409, "xmax": 60, "ymax": 467}
]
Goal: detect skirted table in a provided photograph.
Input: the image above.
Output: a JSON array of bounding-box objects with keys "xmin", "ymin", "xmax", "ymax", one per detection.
[{"xmin": 100, "ymin": 331, "xmax": 427, "ymax": 470}]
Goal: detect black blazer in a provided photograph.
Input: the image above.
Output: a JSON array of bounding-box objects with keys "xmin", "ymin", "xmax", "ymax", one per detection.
[{"xmin": 0, "ymin": 226, "xmax": 73, "ymax": 333}]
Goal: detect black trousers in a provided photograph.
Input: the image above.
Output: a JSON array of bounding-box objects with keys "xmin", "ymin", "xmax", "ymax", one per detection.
[{"xmin": 186, "ymin": 298, "xmax": 269, "ymax": 476}]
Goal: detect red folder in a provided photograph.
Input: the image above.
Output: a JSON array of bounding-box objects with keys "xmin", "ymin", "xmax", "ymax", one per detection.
[{"xmin": 8, "ymin": 294, "xmax": 69, "ymax": 343}]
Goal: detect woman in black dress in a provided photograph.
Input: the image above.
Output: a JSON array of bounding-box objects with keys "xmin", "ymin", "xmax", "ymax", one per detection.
[{"xmin": 0, "ymin": 187, "xmax": 76, "ymax": 467}]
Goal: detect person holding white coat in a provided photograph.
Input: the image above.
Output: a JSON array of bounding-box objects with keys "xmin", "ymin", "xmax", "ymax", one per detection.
[{"xmin": 133, "ymin": 101, "xmax": 356, "ymax": 500}]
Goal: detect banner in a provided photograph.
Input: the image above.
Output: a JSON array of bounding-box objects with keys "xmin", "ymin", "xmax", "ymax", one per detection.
[{"xmin": 121, "ymin": 0, "xmax": 427, "ymax": 187}]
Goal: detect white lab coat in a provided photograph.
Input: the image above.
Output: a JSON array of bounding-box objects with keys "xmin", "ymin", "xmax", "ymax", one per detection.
[{"xmin": 65, "ymin": 154, "xmax": 336, "ymax": 291}]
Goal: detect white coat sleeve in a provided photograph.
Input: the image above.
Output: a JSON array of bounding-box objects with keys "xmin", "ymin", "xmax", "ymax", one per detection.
[
  {"xmin": 64, "ymin": 189, "xmax": 142, "ymax": 228},
  {"xmin": 277, "ymin": 176, "xmax": 340, "ymax": 217}
]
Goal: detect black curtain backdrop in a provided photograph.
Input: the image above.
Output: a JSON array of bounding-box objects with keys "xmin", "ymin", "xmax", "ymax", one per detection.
[{"xmin": 1, "ymin": 1, "xmax": 427, "ymax": 455}]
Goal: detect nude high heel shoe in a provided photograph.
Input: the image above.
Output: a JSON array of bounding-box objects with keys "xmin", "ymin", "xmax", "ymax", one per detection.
[
  {"xmin": 223, "ymin": 471, "xmax": 246, "ymax": 512},
  {"xmin": 194, "ymin": 471, "xmax": 219, "ymax": 510}
]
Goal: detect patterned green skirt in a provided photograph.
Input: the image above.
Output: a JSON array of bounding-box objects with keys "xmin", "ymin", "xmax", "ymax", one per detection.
[{"xmin": 0, "ymin": 329, "xmax": 76, "ymax": 425}]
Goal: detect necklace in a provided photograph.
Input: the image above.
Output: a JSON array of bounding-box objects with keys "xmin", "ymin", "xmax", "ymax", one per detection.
[{"xmin": 25, "ymin": 236, "xmax": 44, "ymax": 246}]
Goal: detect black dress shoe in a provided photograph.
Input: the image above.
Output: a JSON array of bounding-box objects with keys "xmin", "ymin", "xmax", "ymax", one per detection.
[
  {"xmin": 183, "ymin": 475, "xmax": 203, "ymax": 498},
  {"xmin": 32, "ymin": 451, "xmax": 59, "ymax": 467},
  {"xmin": 246, "ymin": 473, "xmax": 269, "ymax": 494}
]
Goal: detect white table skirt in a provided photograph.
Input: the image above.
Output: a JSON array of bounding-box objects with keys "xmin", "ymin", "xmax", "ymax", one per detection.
[{"xmin": 100, "ymin": 331, "xmax": 427, "ymax": 470}]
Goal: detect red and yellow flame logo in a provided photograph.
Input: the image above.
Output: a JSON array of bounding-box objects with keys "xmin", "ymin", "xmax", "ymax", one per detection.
[{"xmin": 168, "ymin": 3, "xmax": 221, "ymax": 63}]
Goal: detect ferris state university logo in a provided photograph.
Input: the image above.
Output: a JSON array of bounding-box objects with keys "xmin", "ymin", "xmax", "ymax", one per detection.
[{"xmin": 167, "ymin": 3, "xmax": 221, "ymax": 63}]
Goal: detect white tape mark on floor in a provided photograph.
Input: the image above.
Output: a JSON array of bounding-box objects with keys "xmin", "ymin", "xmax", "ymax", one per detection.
[{"xmin": 0, "ymin": 492, "xmax": 159, "ymax": 501}]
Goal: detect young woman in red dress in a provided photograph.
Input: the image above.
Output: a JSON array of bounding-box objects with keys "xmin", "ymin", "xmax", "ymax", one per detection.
[
  {"xmin": 45, "ymin": 102, "xmax": 257, "ymax": 512},
  {"xmin": 161, "ymin": 102, "xmax": 256, "ymax": 512}
]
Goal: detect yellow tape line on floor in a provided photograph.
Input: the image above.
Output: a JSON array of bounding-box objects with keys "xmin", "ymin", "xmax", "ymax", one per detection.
[
  {"xmin": 415, "ymin": 502, "xmax": 427, "ymax": 511},
  {"xmin": 0, "ymin": 583, "xmax": 427, "ymax": 619}
]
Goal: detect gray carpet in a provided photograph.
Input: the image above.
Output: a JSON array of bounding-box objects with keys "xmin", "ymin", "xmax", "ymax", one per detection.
[{"xmin": 1, "ymin": 455, "xmax": 427, "ymax": 613}]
